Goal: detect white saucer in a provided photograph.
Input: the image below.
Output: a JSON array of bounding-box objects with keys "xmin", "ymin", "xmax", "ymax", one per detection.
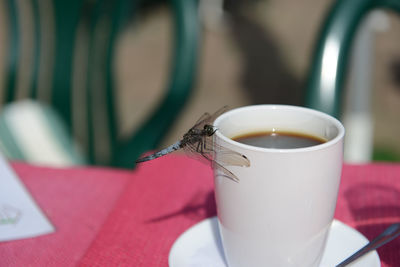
[{"xmin": 169, "ymin": 217, "xmax": 380, "ymax": 267}]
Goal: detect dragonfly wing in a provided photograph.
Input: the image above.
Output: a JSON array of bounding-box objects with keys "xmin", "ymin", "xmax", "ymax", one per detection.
[
  {"xmin": 212, "ymin": 160, "xmax": 240, "ymax": 182},
  {"xmin": 183, "ymin": 141, "xmax": 240, "ymax": 182},
  {"xmin": 213, "ymin": 144, "xmax": 250, "ymax": 167},
  {"xmin": 212, "ymin": 142, "xmax": 250, "ymax": 182},
  {"xmin": 191, "ymin": 106, "xmax": 229, "ymax": 130},
  {"xmin": 182, "ymin": 136, "xmax": 249, "ymax": 182},
  {"xmin": 210, "ymin": 105, "xmax": 229, "ymax": 122},
  {"xmin": 182, "ymin": 140, "xmax": 212, "ymax": 164},
  {"xmin": 193, "ymin": 112, "xmax": 211, "ymax": 128},
  {"xmin": 201, "ymin": 136, "xmax": 250, "ymax": 167}
]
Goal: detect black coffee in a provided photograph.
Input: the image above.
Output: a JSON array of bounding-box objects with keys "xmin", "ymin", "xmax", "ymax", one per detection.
[{"xmin": 233, "ymin": 131, "xmax": 326, "ymax": 149}]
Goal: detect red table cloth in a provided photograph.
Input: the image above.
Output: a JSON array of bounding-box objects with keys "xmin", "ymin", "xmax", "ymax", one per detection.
[{"xmin": 0, "ymin": 154, "xmax": 399, "ymax": 266}]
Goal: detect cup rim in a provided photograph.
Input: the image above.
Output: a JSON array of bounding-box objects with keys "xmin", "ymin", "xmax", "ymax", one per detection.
[{"xmin": 214, "ymin": 105, "xmax": 345, "ymax": 153}]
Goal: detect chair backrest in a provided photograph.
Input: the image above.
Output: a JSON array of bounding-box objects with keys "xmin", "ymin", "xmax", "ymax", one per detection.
[
  {"xmin": 305, "ymin": 0, "xmax": 400, "ymax": 118},
  {"xmin": 0, "ymin": 0, "xmax": 199, "ymax": 168}
]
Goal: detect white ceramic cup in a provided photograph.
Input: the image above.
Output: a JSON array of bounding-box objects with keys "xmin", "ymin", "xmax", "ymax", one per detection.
[{"xmin": 213, "ymin": 105, "xmax": 345, "ymax": 267}]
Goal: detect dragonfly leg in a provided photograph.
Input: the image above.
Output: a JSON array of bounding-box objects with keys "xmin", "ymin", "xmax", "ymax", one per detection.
[
  {"xmin": 202, "ymin": 139, "xmax": 214, "ymax": 154},
  {"xmin": 196, "ymin": 140, "xmax": 202, "ymax": 153},
  {"xmin": 195, "ymin": 140, "xmax": 213, "ymax": 163},
  {"xmin": 199, "ymin": 139, "xmax": 211, "ymax": 154}
]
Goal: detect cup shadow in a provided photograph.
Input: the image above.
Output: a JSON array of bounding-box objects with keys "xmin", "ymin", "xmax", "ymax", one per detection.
[
  {"xmin": 209, "ymin": 216, "xmax": 229, "ymax": 266},
  {"xmin": 145, "ymin": 191, "xmax": 217, "ymax": 223}
]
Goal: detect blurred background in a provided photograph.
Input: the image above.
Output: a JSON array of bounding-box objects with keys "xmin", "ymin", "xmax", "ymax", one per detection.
[
  {"xmin": 124, "ymin": 0, "xmax": 400, "ymax": 160},
  {"xmin": 1, "ymin": 0, "xmax": 400, "ymax": 166}
]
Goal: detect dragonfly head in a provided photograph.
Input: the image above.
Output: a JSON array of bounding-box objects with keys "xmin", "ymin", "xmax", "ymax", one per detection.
[{"xmin": 204, "ymin": 125, "xmax": 217, "ymax": 136}]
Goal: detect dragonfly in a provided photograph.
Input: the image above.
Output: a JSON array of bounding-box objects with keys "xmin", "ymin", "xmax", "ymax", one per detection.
[{"xmin": 135, "ymin": 107, "xmax": 250, "ymax": 182}]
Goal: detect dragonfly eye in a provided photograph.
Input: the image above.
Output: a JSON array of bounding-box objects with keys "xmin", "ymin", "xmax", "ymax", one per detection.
[{"xmin": 204, "ymin": 125, "xmax": 216, "ymax": 136}]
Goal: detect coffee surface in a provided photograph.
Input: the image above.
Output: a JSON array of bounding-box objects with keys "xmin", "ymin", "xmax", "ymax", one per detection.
[{"xmin": 233, "ymin": 131, "xmax": 326, "ymax": 149}]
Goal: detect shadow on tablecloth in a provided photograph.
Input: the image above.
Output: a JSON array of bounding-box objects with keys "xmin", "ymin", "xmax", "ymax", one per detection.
[{"xmin": 145, "ymin": 191, "xmax": 217, "ymax": 223}]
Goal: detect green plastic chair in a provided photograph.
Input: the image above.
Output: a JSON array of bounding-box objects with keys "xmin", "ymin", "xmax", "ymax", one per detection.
[
  {"xmin": 305, "ymin": 0, "xmax": 400, "ymax": 117},
  {"xmin": 305, "ymin": 0, "xmax": 400, "ymax": 161},
  {"xmin": 0, "ymin": 0, "xmax": 199, "ymax": 168}
]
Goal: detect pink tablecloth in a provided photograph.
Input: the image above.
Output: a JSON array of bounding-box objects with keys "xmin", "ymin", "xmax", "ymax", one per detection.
[{"xmin": 0, "ymin": 154, "xmax": 399, "ymax": 266}]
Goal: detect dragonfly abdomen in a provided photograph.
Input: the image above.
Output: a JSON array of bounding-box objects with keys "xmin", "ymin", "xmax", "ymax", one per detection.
[
  {"xmin": 154, "ymin": 141, "xmax": 181, "ymax": 157},
  {"xmin": 136, "ymin": 141, "xmax": 182, "ymax": 163}
]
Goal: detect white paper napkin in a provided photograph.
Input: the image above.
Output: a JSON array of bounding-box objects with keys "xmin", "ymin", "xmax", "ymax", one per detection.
[{"xmin": 0, "ymin": 153, "xmax": 54, "ymax": 241}]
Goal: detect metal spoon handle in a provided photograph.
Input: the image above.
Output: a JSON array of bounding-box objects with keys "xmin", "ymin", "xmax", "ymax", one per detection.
[{"xmin": 336, "ymin": 223, "xmax": 400, "ymax": 267}]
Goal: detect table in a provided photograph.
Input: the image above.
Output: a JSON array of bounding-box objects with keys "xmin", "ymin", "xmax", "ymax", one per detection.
[{"xmin": 0, "ymin": 154, "xmax": 399, "ymax": 266}]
